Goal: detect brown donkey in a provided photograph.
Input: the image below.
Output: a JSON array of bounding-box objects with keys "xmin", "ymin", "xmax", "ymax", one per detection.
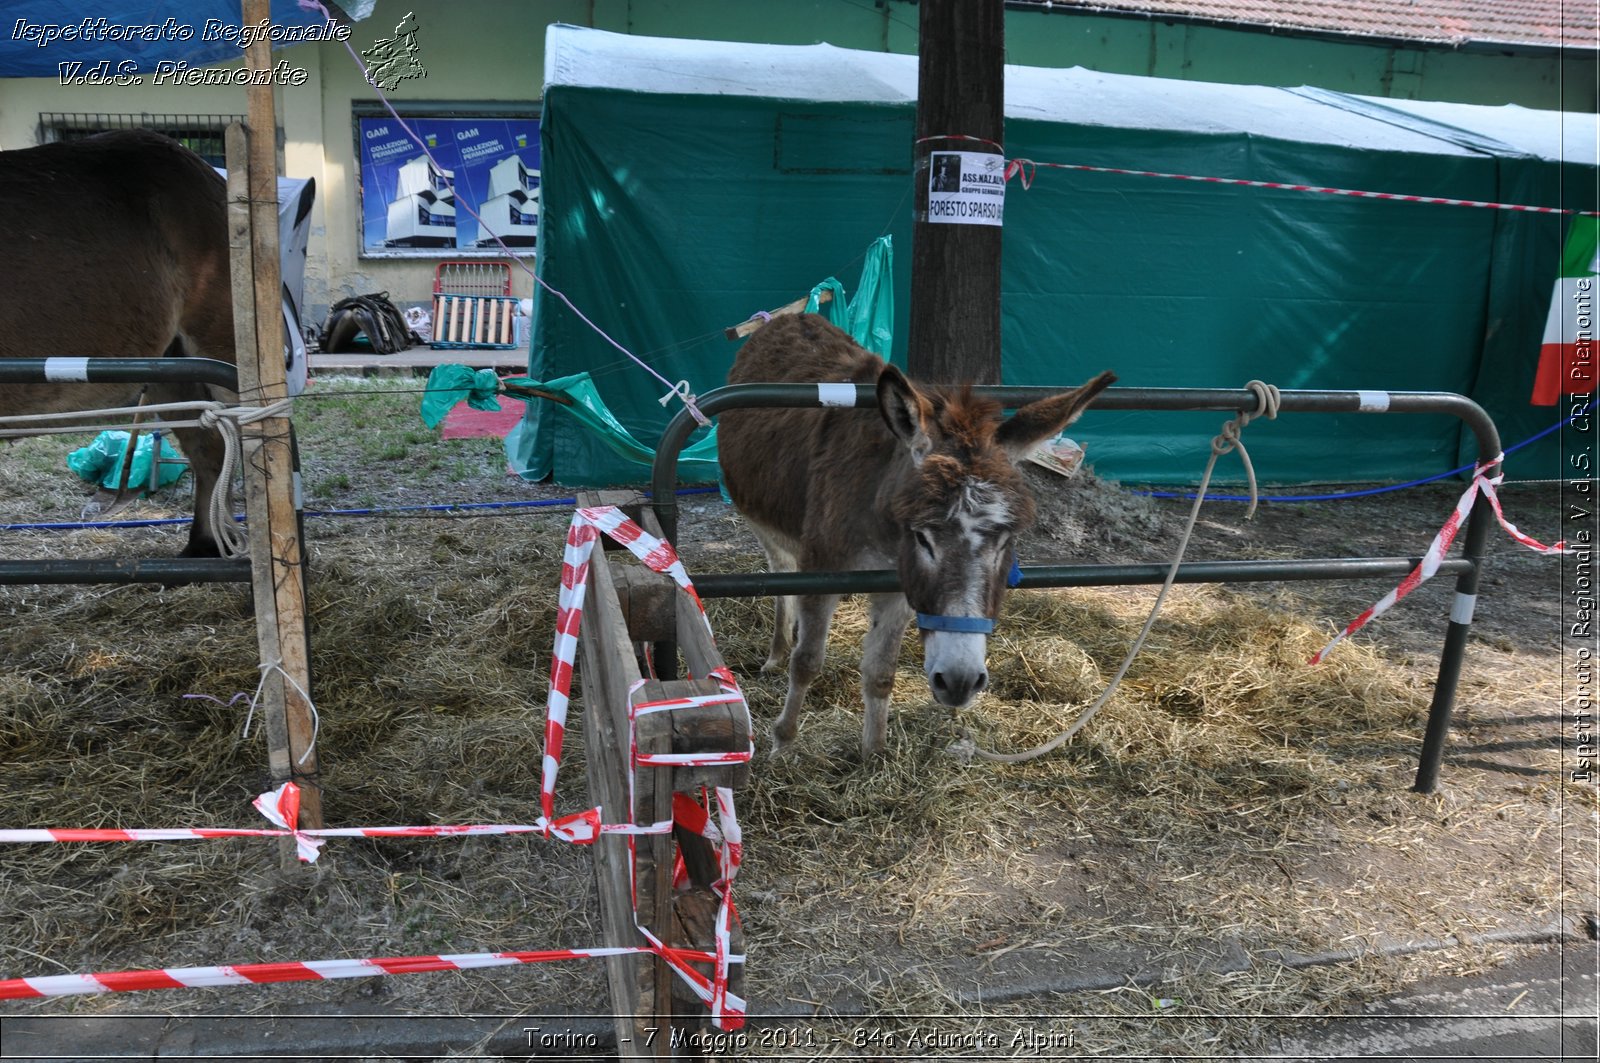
[
  {"xmin": 0, "ymin": 131, "xmax": 238, "ymax": 557},
  {"xmin": 719, "ymin": 313, "xmax": 1115, "ymax": 758}
]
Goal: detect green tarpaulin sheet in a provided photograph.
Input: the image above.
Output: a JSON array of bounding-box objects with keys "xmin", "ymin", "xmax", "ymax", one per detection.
[
  {"xmin": 507, "ymin": 235, "xmax": 894, "ymax": 482},
  {"xmin": 422, "ymin": 364, "xmax": 722, "ymax": 480},
  {"xmin": 515, "ymin": 26, "xmax": 1597, "ymax": 487}
]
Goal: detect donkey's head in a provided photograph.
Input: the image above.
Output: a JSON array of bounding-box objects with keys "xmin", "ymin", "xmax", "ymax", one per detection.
[{"xmin": 877, "ymin": 366, "xmax": 1117, "ymax": 709}]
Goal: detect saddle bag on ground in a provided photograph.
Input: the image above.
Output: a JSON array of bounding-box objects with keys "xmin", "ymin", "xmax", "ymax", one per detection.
[{"xmin": 317, "ymin": 292, "xmax": 420, "ymax": 354}]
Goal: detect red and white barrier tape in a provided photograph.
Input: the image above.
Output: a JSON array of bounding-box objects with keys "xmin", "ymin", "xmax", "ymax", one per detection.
[
  {"xmin": 0, "ymin": 782, "xmax": 603, "ymax": 862},
  {"xmin": 643, "ymin": 787, "xmax": 746, "ymax": 1028},
  {"xmin": 1004, "ymin": 157, "xmax": 1598, "ymax": 216},
  {"xmin": 542, "ymin": 505, "xmax": 733, "ymax": 824},
  {"xmin": 1311, "ymin": 458, "xmax": 1569, "ymax": 663},
  {"xmin": 0, "ymin": 944, "xmax": 650, "ymax": 1001},
  {"xmin": 539, "ymin": 505, "xmax": 751, "ymax": 1027},
  {"xmin": 0, "ymin": 506, "xmax": 752, "ymax": 1025},
  {"xmin": 918, "ymin": 134, "xmax": 1597, "ymax": 216},
  {"xmin": 0, "ymin": 777, "xmax": 742, "ymax": 1008}
]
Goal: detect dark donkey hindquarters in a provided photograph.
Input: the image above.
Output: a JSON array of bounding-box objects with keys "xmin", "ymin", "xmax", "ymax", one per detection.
[
  {"xmin": 718, "ymin": 313, "xmax": 1115, "ymax": 759},
  {"xmin": 0, "ymin": 130, "xmax": 238, "ymax": 557}
]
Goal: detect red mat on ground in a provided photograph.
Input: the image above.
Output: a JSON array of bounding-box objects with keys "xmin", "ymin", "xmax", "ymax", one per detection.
[{"xmin": 440, "ymin": 396, "xmax": 526, "ymax": 440}]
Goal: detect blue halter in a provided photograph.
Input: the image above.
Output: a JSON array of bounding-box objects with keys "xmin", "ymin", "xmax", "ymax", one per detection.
[{"xmin": 914, "ymin": 555, "xmax": 1022, "ymax": 634}]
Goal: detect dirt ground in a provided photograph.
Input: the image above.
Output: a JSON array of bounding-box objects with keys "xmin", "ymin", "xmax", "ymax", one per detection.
[{"xmin": 0, "ymin": 397, "xmax": 1592, "ymax": 1059}]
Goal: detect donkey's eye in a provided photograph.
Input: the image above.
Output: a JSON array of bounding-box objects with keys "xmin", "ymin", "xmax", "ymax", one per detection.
[{"xmin": 915, "ymin": 529, "xmax": 937, "ymax": 557}]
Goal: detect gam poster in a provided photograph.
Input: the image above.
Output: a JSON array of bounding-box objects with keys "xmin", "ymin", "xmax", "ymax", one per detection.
[{"xmin": 358, "ymin": 116, "xmax": 540, "ymax": 254}]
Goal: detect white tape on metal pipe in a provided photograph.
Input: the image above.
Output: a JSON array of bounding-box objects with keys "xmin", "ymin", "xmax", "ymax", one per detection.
[
  {"xmin": 817, "ymin": 383, "xmax": 858, "ymax": 407},
  {"xmin": 43, "ymin": 358, "xmax": 91, "ymax": 382}
]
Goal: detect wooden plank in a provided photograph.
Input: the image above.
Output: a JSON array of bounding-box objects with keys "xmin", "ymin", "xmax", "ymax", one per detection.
[
  {"xmin": 577, "ymin": 491, "xmax": 669, "ymax": 1059},
  {"xmin": 225, "ymin": 99, "xmax": 320, "ymax": 847},
  {"xmin": 308, "ymin": 349, "xmax": 528, "ymax": 373},
  {"xmin": 629, "ymin": 678, "xmax": 677, "ymax": 1052},
  {"xmin": 613, "ymin": 566, "xmax": 679, "ymax": 646},
  {"xmin": 580, "ymin": 493, "xmax": 750, "ymax": 1046},
  {"xmin": 723, "ymin": 287, "xmax": 831, "ymax": 340},
  {"xmin": 241, "ymin": 34, "xmax": 321, "ymax": 827}
]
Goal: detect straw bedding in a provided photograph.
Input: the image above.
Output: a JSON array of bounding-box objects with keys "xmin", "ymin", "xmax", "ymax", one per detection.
[{"xmin": 0, "ymin": 403, "xmax": 1586, "ymax": 1056}]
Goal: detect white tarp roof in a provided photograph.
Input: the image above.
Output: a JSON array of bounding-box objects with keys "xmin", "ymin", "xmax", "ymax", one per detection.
[{"xmin": 545, "ymin": 24, "xmax": 1595, "ymax": 162}]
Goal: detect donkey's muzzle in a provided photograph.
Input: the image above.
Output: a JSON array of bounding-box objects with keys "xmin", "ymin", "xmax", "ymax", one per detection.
[
  {"xmin": 922, "ymin": 625, "xmax": 990, "ymax": 707},
  {"xmin": 930, "ymin": 666, "xmax": 988, "ymax": 707}
]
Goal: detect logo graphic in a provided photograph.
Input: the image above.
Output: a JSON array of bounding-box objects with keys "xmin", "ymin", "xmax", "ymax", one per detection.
[{"xmin": 362, "ymin": 11, "xmax": 425, "ymax": 91}]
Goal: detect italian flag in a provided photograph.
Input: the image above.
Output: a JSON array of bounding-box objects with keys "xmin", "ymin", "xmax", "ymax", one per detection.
[{"xmin": 1532, "ymin": 216, "xmax": 1599, "ymax": 405}]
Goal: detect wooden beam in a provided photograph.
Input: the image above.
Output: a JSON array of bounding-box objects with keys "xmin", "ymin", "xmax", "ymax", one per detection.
[
  {"xmin": 228, "ymin": 0, "xmax": 321, "ymax": 837},
  {"xmin": 577, "ymin": 492, "xmax": 750, "ymax": 1047},
  {"xmin": 723, "ymin": 287, "xmax": 832, "ymax": 340},
  {"xmin": 575, "ymin": 523, "xmax": 658, "ymax": 1058},
  {"xmin": 908, "ymin": 0, "xmax": 1006, "ymax": 384}
]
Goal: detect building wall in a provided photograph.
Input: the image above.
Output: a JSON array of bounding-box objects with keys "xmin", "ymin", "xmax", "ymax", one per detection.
[{"xmin": 0, "ymin": 0, "xmax": 1591, "ymax": 326}]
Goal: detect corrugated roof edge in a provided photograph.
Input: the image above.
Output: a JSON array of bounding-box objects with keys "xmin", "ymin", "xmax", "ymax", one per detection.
[{"xmin": 1002, "ymin": 1, "xmax": 1600, "ymax": 57}]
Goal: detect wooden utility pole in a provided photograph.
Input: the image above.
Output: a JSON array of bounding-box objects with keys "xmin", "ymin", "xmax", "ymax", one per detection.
[
  {"xmin": 907, "ymin": 0, "xmax": 1007, "ymax": 385},
  {"xmin": 228, "ymin": 0, "xmax": 322, "ymax": 839}
]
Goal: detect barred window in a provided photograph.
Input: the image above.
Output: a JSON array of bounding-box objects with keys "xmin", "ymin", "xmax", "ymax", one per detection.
[{"xmin": 38, "ymin": 113, "xmax": 247, "ymax": 166}]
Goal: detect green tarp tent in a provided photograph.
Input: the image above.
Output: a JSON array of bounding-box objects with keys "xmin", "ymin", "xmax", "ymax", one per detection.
[{"xmin": 513, "ymin": 24, "xmax": 1597, "ymax": 487}]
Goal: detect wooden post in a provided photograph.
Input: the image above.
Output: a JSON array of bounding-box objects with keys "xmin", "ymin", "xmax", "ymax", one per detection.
[
  {"xmin": 225, "ymin": 0, "xmax": 321, "ymax": 838},
  {"xmin": 907, "ymin": 0, "xmax": 1006, "ymax": 385}
]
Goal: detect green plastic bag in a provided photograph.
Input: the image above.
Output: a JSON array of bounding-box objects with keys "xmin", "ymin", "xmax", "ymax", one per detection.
[
  {"xmin": 66, "ymin": 430, "xmax": 187, "ymax": 492},
  {"xmin": 420, "ymin": 364, "xmax": 503, "ymax": 429},
  {"xmin": 423, "ymin": 364, "xmax": 721, "ymax": 480},
  {"xmin": 804, "ymin": 234, "xmax": 893, "ymax": 357}
]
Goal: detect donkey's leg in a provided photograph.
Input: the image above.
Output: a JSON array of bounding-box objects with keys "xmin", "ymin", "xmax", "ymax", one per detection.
[
  {"xmin": 749, "ymin": 525, "xmax": 800, "ymax": 672},
  {"xmin": 150, "ymin": 360, "xmax": 237, "ymax": 559},
  {"xmin": 771, "ymin": 592, "xmax": 841, "ymax": 757},
  {"xmin": 167, "ymin": 421, "xmax": 231, "ymax": 558},
  {"xmin": 860, "ymin": 592, "xmax": 913, "ymax": 759}
]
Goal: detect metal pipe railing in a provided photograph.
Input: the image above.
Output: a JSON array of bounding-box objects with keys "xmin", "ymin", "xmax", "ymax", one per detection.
[
  {"xmin": 648, "ymin": 383, "xmax": 1503, "ymax": 794},
  {"xmin": 0, "ymin": 357, "xmax": 251, "ymax": 587}
]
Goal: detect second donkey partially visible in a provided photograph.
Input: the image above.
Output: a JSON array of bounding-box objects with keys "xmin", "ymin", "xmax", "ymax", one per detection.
[
  {"xmin": 718, "ymin": 313, "xmax": 1115, "ymax": 759},
  {"xmin": 0, "ymin": 131, "xmax": 239, "ymax": 557}
]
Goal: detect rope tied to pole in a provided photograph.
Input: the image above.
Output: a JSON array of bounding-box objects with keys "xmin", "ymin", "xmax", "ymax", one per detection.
[
  {"xmin": 952, "ymin": 381, "xmax": 1282, "ymax": 765},
  {"xmin": 0, "ymin": 397, "xmax": 295, "ymax": 559},
  {"xmin": 1213, "ymin": 380, "xmax": 1281, "ymax": 519},
  {"xmin": 198, "ymin": 397, "xmax": 294, "ymax": 559}
]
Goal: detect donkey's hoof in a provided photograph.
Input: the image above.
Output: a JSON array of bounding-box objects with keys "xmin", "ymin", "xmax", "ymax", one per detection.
[{"xmin": 760, "ymin": 654, "xmax": 788, "ymax": 674}]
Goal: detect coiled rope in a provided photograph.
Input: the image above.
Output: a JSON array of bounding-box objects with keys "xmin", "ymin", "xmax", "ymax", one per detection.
[{"xmin": 0, "ymin": 398, "xmax": 295, "ymax": 559}]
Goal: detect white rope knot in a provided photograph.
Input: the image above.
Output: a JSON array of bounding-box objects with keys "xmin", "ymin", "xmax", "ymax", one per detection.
[
  {"xmin": 240, "ymin": 657, "xmax": 321, "ymax": 766},
  {"xmin": 1210, "ymin": 380, "xmax": 1281, "ymax": 520},
  {"xmin": 0, "ymin": 396, "xmax": 296, "ymax": 560},
  {"xmin": 197, "ymin": 398, "xmax": 295, "ymax": 559},
  {"xmin": 658, "ymin": 380, "xmax": 711, "ymax": 428},
  {"xmin": 193, "ymin": 402, "xmax": 248, "ymax": 558}
]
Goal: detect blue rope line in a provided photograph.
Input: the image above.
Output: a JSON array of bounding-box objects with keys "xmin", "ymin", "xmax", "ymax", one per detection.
[
  {"xmin": 1139, "ymin": 397, "xmax": 1593, "ymax": 505},
  {"xmin": 0, "ymin": 486, "xmax": 722, "ymax": 533}
]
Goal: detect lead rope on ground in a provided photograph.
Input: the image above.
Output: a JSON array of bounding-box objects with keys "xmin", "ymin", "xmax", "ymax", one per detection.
[{"xmin": 953, "ymin": 380, "xmax": 1282, "ymax": 765}]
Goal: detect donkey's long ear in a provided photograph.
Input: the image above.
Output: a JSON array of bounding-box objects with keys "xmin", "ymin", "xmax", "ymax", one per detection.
[
  {"xmin": 996, "ymin": 370, "xmax": 1116, "ymax": 460},
  {"xmin": 877, "ymin": 363, "xmax": 936, "ymax": 464}
]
